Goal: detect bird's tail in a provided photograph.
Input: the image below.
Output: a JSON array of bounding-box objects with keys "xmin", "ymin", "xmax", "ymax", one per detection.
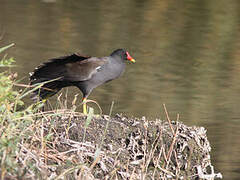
[
  {"xmin": 30, "ymin": 78, "xmax": 63, "ymax": 101},
  {"xmin": 29, "ymin": 53, "xmax": 90, "ymax": 101}
]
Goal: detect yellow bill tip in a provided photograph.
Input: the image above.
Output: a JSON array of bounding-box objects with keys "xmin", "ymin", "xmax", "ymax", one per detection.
[{"xmin": 130, "ymin": 58, "xmax": 136, "ymax": 63}]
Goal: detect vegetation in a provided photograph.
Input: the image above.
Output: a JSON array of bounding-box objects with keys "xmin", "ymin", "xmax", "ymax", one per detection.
[
  {"xmin": 0, "ymin": 44, "xmax": 221, "ymax": 179},
  {"xmin": 0, "ymin": 43, "xmax": 40, "ymax": 178}
]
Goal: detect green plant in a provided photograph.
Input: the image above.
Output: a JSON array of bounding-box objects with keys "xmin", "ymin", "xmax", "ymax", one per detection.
[{"xmin": 0, "ymin": 44, "xmax": 39, "ymax": 179}]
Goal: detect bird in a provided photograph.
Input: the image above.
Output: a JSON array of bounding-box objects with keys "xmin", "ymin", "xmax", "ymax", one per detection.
[{"xmin": 29, "ymin": 49, "xmax": 136, "ymax": 114}]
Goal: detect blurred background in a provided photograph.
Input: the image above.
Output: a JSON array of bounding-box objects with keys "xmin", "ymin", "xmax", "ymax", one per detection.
[{"xmin": 1, "ymin": 0, "xmax": 240, "ymax": 179}]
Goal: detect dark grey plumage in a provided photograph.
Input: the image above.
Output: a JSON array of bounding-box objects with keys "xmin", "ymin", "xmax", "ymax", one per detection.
[{"xmin": 30, "ymin": 49, "xmax": 134, "ymax": 101}]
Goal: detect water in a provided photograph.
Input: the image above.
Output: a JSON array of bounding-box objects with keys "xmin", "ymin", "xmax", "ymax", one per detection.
[{"xmin": 1, "ymin": 0, "xmax": 240, "ymax": 179}]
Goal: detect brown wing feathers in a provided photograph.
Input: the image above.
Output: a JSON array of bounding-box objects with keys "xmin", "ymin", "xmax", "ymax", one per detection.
[
  {"xmin": 29, "ymin": 53, "xmax": 91, "ymax": 100},
  {"xmin": 30, "ymin": 53, "xmax": 91, "ymax": 83},
  {"xmin": 64, "ymin": 57, "xmax": 107, "ymax": 81}
]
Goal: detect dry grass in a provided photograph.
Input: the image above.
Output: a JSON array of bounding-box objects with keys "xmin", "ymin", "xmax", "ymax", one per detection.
[{"xmin": 1, "ymin": 103, "xmax": 222, "ymax": 180}]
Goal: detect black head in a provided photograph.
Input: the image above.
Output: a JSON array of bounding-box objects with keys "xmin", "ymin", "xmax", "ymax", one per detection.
[{"xmin": 110, "ymin": 49, "xmax": 135, "ymax": 63}]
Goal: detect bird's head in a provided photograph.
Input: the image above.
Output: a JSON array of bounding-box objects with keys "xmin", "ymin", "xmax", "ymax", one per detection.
[{"xmin": 110, "ymin": 49, "xmax": 136, "ymax": 63}]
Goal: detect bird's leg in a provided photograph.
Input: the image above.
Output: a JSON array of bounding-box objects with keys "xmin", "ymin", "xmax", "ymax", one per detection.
[
  {"xmin": 82, "ymin": 97, "xmax": 87, "ymax": 115},
  {"xmin": 41, "ymin": 99, "xmax": 47, "ymax": 112}
]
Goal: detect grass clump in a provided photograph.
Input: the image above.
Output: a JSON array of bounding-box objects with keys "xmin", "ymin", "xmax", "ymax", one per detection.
[
  {"xmin": 0, "ymin": 44, "xmax": 23, "ymax": 177},
  {"xmin": 0, "ymin": 44, "xmax": 42, "ymax": 179}
]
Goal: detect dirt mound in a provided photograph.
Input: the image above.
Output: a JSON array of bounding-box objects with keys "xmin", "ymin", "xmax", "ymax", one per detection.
[{"xmin": 15, "ymin": 110, "xmax": 222, "ymax": 179}]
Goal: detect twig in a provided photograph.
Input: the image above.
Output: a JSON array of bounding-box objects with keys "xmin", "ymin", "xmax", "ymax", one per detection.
[
  {"xmin": 129, "ymin": 167, "xmax": 136, "ymax": 180},
  {"xmin": 13, "ymin": 82, "xmax": 57, "ymax": 92},
  {"xmin": 153, "ymin": 145, "xmax": 163, "ymax": 177},
  {"xmin": 174, "ymin": 150, "xmax": 180, "ymax": 179},
  {"xmin": 166, "ymin": 123, "xmax": 179, "ymax": 168},
  {"xmin": 163, "ymin": 104, "xmax": 174, "ymax": 135}
]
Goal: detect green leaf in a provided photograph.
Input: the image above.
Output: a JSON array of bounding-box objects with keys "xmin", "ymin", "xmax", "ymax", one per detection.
[{"xmin": 0, "ymin": 43, "xmax": 15, "ymax": 54}]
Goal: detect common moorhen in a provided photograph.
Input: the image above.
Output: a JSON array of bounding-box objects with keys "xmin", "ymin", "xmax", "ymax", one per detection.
[{"xmin": 29, "ymin": 49, "xmax": 135, "ymax": 114}]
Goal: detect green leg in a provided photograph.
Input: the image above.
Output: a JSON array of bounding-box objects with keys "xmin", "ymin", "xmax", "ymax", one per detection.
[{"xmin": 83, "ymin": 98, "xmax": 87, "ymax": 115}]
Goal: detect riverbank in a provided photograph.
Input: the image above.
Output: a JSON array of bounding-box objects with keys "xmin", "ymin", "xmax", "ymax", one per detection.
[{"xmin": 1, "ymin": 108, "xmax": 222, "ymax": 179}]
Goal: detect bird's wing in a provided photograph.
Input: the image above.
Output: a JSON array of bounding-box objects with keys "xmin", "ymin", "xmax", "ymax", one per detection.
[
  {"xmin": 30, "ymin": 53, "xmax": 109, "ymax": 84},
  {"xmin": 64, "ymin": 57, "xmax": 108, "ymax": 81},
  {"xmin": 30, "ymin": 53, "xmax": 91, "ymax": 83}
]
